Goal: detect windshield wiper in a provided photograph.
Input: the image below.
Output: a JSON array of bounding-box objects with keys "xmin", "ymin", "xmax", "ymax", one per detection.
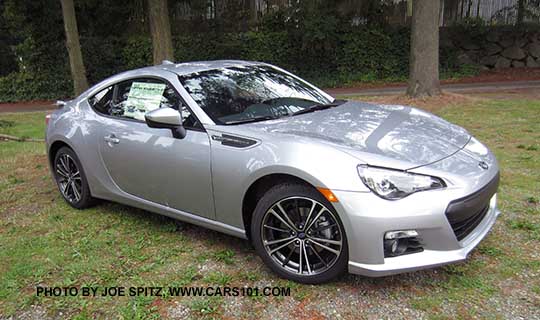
[
  {"xmin": 224, "ymin": 115, "xmax": 281, "ymax": 125},
  {"xmin": 224, "ymin": 100, "xmax": 346, "ymax": 124},
  {"xmin": 291, "ymin": 100, "xmax": 346, "ymax": 116}
]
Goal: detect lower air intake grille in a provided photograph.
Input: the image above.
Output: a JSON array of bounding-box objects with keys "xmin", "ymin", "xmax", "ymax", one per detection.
[
  {"xmin": 445, "ymin": 172, "xmax": 499, "ymax": 241},
  {"xmin": 449, "ymin": 205, "xmax": 489, "ymax": 241}
]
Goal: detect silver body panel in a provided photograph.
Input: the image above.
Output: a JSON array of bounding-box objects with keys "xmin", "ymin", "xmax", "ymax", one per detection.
[{"xmin": 46, "ymin": 60, "xmax": 500, "ymax": 276}]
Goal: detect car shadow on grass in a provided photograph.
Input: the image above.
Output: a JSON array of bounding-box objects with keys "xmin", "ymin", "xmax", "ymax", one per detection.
[{"xmin": 93, "ymin": 199, "xmax": 458, "ymax": 290}]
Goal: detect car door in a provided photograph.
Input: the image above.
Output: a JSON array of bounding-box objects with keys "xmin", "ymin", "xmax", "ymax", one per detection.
[{"xmin": 90, "ymin": 77, "xmax": 214, "ymax": 219}]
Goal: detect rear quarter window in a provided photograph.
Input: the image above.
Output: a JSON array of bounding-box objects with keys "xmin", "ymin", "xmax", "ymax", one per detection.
[{"xmin": 89, "ymin": 86, "xmax": 114, "ymax": 114}]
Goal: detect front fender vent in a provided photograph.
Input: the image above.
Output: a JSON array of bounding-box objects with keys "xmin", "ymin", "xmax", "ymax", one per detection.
[{"xmin": 211, "ymin": 134, "xmax": 257, "ymax": 148}]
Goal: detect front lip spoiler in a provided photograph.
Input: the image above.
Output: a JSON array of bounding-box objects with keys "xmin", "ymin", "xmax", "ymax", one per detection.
[{"xmin": 347, "ymin": 196, "xmax": 500, "ymax": 277}]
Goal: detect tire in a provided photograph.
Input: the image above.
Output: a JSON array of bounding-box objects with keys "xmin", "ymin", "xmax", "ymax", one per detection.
[
  {"xmin": 251, "ymin": 183, "xmax": 348, "ymax": 284},
  {"xmin": 53, "ymin": 147, "xmax": 96, "ymax": 209}
]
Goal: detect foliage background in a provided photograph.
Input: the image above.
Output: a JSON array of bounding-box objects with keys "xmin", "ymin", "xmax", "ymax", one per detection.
[{"xmin": 0, "ymin": 0, "xmax": 536, "ymax": 102}]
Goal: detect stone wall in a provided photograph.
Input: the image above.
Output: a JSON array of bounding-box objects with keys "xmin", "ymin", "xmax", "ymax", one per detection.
[{"xmin": 441, "ymin": 27, "xmax": 540, "ymax": 69}]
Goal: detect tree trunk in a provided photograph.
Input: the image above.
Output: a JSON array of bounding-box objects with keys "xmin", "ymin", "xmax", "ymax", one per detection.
[
  {"xmin": 439, "ymin": 0, "xmax": 445, "ymax": 26},
  {"xmin": 406, "ymin": 0, "xmax": 441, "ymax": 97},
  {"xmin": 517, "ymin": 0, "xmax": 525, "ymax": 25},
  {"xmin": 148, "ymin": 0, "xmax": 174, "ymax": 65},
  {"xmin": 60, "ymin": 0, "xmax": 88, "ymax": 96},
  {"xmin": 466, "ymin": 0, "xmax": 472, "ymax": 18},
  {"xmin": 249, "ymin": 0, "xmax": 258, "ymax": 28}
]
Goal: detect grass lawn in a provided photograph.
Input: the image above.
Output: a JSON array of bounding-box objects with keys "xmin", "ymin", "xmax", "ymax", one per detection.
[
  {"xmin": 0, "ymin": 112, "xmax": 45, "ymax": 140},
  {"xmin": 0, "ymin": 97, "xmax": 539, "ymax": 319}
]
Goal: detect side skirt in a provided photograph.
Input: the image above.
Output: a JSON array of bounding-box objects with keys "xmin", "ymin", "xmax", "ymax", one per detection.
[{"xmin": 98, "ymin": 191, "xmax": 247, "ymax": 239}]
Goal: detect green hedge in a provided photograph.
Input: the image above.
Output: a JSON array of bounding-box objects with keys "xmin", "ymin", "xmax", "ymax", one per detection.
[
  {"xmin": 0, "ymin": 28, "xmax": 465, "ymax": 102},
  {"xmin": 0, "ymin": 71, "xmax": 71, "ymax": 102}
]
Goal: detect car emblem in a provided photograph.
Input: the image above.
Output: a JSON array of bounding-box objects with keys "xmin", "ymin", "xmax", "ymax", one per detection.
[{"xmin": 478, "ymin": 161, "xmax": 489, "ymax": 170}]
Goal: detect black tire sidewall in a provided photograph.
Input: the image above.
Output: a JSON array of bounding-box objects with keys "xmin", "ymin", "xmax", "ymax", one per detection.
[
  {"xmin": 53, "ymin": 147, "xmax": 94, "ymax": 209},
  {"xmin": 251, "ymin": 183, "xmax": 348, "ymax": 284}
]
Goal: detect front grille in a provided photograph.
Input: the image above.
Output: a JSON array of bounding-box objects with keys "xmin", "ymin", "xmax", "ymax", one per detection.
[
  {"xmin": 448, "ymin": 205, "xmax": 489, "ymax": 241},
  {"xmin": 445, "ymin": 173, "xmax": 500, "ymax": 241}
]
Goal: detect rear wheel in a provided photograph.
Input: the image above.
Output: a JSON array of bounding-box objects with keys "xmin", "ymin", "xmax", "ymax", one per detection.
[
  {"xmin": 251, "ymin": 183, "xmax": 348, "ymax": 284},
  {"xmin": 53, "ymin": 147, "xmax": 96, "ymax": 209}
]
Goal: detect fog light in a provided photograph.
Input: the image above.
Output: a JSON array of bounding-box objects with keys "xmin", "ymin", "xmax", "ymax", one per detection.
[
  {"xmin": 384, "ymin": 239, "xmax": 408, "ymax": 256},
  {"xmin": 383, "ymin": 230, "xmax": 423, "ymax": 258},
  {"xmin": 384, "ymin": 230, "xmax": 418, "ymax": 240},
  {"xmin": 391, "ymin": 239, "xmax": 398, "ymax": 252}
]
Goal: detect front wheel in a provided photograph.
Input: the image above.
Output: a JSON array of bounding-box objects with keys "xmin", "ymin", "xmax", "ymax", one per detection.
[
  {"xmin": 251, "ymin": 183, "xmax": 348, "ymax": 284},
  {"xmin": 53, "ymin": 147, "xmax": 96, "ymax": 209}
]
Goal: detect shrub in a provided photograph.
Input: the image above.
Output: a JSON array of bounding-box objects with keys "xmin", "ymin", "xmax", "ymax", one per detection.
[
  {"xmin": 0, "ymin": 28, "xmax": 468, "ymax": 102},
  {"xmin": 0, "ymin": 71, "xmax": 71, "ymax": 102}
]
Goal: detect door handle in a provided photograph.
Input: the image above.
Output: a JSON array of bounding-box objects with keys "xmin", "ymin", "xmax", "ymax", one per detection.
[{"xmin": 104, "ymin": 134, "xmax": 120, "ymax": 144}]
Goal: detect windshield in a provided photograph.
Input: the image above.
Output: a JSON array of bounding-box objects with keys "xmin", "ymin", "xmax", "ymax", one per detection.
[{"xmin": 178, "ymin": 65, "xmax": 332, "ymax": 125}]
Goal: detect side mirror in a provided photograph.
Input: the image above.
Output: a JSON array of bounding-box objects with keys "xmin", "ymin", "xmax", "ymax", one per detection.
[
  {"xmin": 145, "ymin": 107, "xmax": 186, "ymax": 139},
  {"xmin": 55, "ymin": 100, "xmax": 67, "ymax": 108}
]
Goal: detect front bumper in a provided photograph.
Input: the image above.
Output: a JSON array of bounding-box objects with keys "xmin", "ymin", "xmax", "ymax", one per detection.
[
  {"xmin": 350, "ymin": 195, "xmax": 499, "ymax": 276},
  {"xmin": 333, "ymin": 174, "xmax": 500, "ymax": 277}
]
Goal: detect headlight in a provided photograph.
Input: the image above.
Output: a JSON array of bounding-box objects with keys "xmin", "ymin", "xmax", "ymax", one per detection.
[{"xmin": 357, "ymin": 165, "xmax": 445, "ymax": 200}]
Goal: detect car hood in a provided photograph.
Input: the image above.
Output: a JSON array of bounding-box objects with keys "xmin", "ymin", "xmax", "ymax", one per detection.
[{"xmin": 242, "ymin": 101, "xmax": 471, "ymax": 167}]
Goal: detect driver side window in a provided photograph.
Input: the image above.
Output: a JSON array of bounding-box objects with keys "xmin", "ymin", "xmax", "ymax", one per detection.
[{"xmin": 89, "ymin": 78, "xmax": 201, "ymax": 130}]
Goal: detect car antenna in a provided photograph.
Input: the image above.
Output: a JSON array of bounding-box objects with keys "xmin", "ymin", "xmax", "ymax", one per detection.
[{"xmin": 162, "ymin": 60, "xmax": 175, "ymax": 65}]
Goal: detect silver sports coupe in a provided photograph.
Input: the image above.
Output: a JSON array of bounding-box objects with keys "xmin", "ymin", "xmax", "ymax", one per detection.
[{"xmin": 46, "ymin": 60, "xmax": 500, "ymax": 283}]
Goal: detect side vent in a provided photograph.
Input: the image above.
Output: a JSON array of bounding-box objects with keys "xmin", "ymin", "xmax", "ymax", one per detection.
[{"xmin": 211, "ymin": 134, "xmax": 257, "ymax": 148}]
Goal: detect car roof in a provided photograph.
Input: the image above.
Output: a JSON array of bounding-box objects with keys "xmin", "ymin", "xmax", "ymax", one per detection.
[
  {"xmin": 136, "ymin": 60, "xmax": 265, "ymax": 76},
  {"xmin": 81, "ymin": 60, "xmax": 270, "ymax": 101}
]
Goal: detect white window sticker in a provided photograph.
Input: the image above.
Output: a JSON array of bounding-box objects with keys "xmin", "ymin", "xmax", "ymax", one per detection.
[{"xmin": 124, "ymin": 82, "xmax": 167, "ymax": 120}]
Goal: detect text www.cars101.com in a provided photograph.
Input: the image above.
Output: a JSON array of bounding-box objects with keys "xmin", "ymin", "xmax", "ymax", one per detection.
[{"xmin": 36, "ymin": 286, "xmax": 291, "ymax": 297}]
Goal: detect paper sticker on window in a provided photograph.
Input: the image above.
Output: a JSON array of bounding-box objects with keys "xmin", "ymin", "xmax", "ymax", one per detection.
[{"xmin": 124, "ymin": 82, "xmax": 166, "ymax": 120}]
